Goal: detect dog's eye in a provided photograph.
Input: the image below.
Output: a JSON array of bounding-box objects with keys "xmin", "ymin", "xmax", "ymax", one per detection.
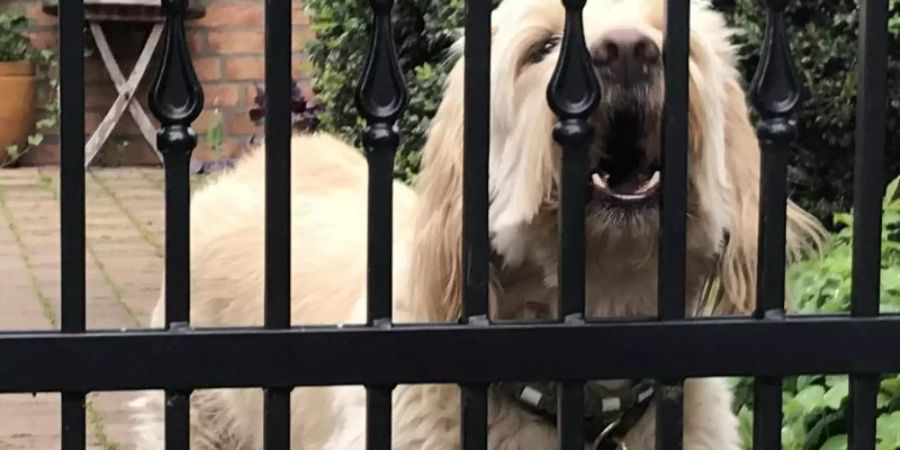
[{"xmin": 525, "ymin": 36, "xmax": 561, "ymax": 65}]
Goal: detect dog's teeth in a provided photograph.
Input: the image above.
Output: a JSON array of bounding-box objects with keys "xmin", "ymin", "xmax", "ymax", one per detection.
[
  {"xmin": 635, "ymin": 170, "xmax": 661, "ymax": 194},
  {"xmin": 592, "ymin": 173, "xmax": 607, "ymax": 188}
]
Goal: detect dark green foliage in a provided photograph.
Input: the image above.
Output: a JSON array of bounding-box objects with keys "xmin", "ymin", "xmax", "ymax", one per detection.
[
  {"xmin": 304, "ymin": 0, "xmax": 499, "ymax": 183},
  {"xmin": 304, "ymin": 0, "xmax": 900, "ymax": 222},
  {"xmin": 0, "ymin": 9, "xmax": 31, "ymax": 62},
  {"xmin": 728, "ymin": 0, "xmax": 900, "ymax": 226}
]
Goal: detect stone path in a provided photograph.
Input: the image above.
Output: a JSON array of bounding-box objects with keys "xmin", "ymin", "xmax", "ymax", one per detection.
[{"xmin": 0, "ymin": 167, "xmax": 203, "ymax": 449}]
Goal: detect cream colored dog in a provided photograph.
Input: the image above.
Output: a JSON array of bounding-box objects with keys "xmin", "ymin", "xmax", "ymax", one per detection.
[{"xmin": 130, "ymin": 0, "xmax": 825, "ymax": 448}]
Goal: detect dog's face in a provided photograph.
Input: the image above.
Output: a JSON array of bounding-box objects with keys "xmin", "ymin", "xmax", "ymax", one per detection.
[
  {"xmin": 485, "ymin": 0, "xmax": 736, "ymax": 267},
  {"xmin": 411, "ymin": 0, "xmax": 822, "ymax": 320}
]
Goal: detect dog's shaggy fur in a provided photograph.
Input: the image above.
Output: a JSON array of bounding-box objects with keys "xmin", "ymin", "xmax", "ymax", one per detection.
[{"xmin": 130, "ymin": 0, "xmax": 825, "ymax": 448}]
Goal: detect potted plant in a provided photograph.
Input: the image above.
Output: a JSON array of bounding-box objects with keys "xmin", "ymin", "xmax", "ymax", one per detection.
[{"xmin": 0, "ymin": 9, "xmax": 39, "ymax": 166}]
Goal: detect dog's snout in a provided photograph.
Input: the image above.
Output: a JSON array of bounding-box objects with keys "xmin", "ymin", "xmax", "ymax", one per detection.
[{"xmin": 592, "ymin": 29, "xmax": 660, "ymax": 85}]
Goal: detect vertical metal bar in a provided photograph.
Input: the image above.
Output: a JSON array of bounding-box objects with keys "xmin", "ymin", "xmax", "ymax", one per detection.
[
  {"xmin": 558, "ymin": 382, "xmax": 585, "ymax": 450},
  {"xmin": 59, "ymin": 0, "xmax": 86, "ymax": 447},
  {"xmin": 547, "ymin": 0, "xmax": 597, "ymax": 329},
  {"xmin": 460, "ymin": 0, "xmax": 492, "ymax": 445},
  {"xmin": 747, "ymin": 0, "xmax": 804, "ymax": 446},
  {"xmin": 462, "ymin": 0, "xmax": 491, "ymax": 327},
  {"xmin": 656, "ymin": 0, "xmax": 690, "ymax": 448},
  {"xmin": 751, "ymin": 378, "xmax": 782, "ymax": 450},
  {"xmin": 264, "ymin": 0, "xmax": 293, "ymax": 334},
  {"xmin": 150, "ymin": 1, "xmax": 205, "ymax": 447},
  {"xmin": 849, "ymin": 0, "xmax": 887, "ymax": 446},
  {"xmin": 356, "ymin": 0, "xmax": 408, "ymax": 446},
  {"xmin": 262, "ymin": 0, "xmax": 294, "ymax": 446},
  {"xmin": 657, "ymin": 0, "xmax": 690, "ymax": 320},
  {"xmin": 366, "ymin": 386, "xmax": 393, "ymax": 450},
  {"xmin": 658, "ymin": 0, "xmax": 689, "ymax": 322},
  {"xmin": 655, "ymin": 384, "xmax": 684, "ymax": 450},
  {"xmin": 461, "ymin": 385, "xmax": 489, "ymax": 450},
  {"xmin": 546, "ymin": 0, "xmax": 598, "ymax": 447}
]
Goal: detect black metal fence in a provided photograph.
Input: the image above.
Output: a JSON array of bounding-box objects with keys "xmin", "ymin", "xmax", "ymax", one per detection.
[{"xmin": 0, "ymin": 0, "xmax": 894, "ymax": 448}]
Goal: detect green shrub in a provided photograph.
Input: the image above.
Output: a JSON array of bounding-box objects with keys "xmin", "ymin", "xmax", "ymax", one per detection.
[
  {"xmin": 0, "ymin": 9, "xmax": 31, "ymax": 62},
  {"xmin": 727, "ymin": 0, "xmax": 900, "ymax": 227},
  {"xmin": 305, "ymin": 0, "xmax": 497, "ymax": 182},
  {"xmin": 305, "ymin": 0, "xmax": 900, "ymax": 223},
  {"xmin": 730, "ymin": 174, "xmax": 900, "ymax": 450}
]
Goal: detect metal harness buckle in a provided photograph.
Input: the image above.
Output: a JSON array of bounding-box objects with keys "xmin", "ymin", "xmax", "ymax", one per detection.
[{"xmin": 592, "ymin": 416, "xmax": 628, "ymax": 450}]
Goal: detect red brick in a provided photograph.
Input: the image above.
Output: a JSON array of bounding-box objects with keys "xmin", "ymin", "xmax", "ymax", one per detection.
[
  {"xmin": 198, "ymin": 4, "xmax": 264, "ymax": 27},
  {"xmin": 187, "ymin": 30, "xmax": 207, "ymax": 55},
  {"xmin": 26, "ymin": 30, "xmax": 57, "ymax": 49},
  {"xmin": 292, "ymin": 28, "xmax": 316, "ymax": 51},
  {"xmin": 25, "ymin": 2, "xmax": 58, "ymax": 27},
  {"xmin": 85, "ymin": 112, "xmax": 103, "ymax": 134},
  {"xmin": 192, "ymin": 109, "xmax": 225, "ymax": 134},
  {"xmin": 194, "ymin": 140, "xmax": 242, "ymax": 161},
  {"xmin": 224, "ymin": 56, "xmax": 264, "ymax": 81},
  {"xmin": 193, "ymin": 57, "xmax": 222, "ymax": 81},
  {"xmin": 207, "ymin": 31, "xmax": 264, "ymax": 54},
  {"xmin": 18, "ymin": 143, "xmax": 59, "ymax": 165},
  {"xmin": 292, "ymin": 6, "xmax": 311, "ymax": 25},
  {"xmin": 85, "ymin": 85, "xmax": 118, "ymax": 109},
  {"xmin": 113, "ymin": 114, "xmax": 145, "ymax": 136},
  {"xmin": 94, "ymin": 140, "xmax": 159, "ymax": 167},
  {"xmin": 203, "ymin": 84, "xmax": 242, "ymax": 107},
  {"xmin": 84, "ymin": 59, "xmax": 110, "ymax": 84},
  {"xmin": 225, "ymin": 112, "xmax": 259, "ymax": 135},
  {"xmin": 243, "ymin": 83, "xmax": 264, "ymax": 107}
]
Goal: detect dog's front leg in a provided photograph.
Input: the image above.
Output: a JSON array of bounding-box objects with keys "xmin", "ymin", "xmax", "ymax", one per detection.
[
  {"xmin": 681, "ymin": 378, "xmax": 742, "ymax": 450},
  {"xmin": 618, "ymin": 378, "xmax": 742, "ymax": 450}
]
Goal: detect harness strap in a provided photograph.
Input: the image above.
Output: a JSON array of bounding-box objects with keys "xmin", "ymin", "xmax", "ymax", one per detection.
[{"xmin": 496, "ymin": 380, "xmax": 655, "ymax": 449}]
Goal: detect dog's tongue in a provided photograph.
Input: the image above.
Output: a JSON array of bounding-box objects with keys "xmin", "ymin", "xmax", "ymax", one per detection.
[{"xmin": 609, "ymin": 170, "xmax": 648, "ymax": 194}]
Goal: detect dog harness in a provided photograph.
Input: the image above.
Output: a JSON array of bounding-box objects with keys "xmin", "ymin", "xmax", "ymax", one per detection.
[{"xmin": 497, "ymin": 379, "xmax": 655, "ymax": 449}]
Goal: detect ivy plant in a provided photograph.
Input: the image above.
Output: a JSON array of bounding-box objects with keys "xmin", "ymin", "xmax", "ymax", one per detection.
[{"xmin": 732, "ymin": 175, "xmax": 900, "ymax": 450}]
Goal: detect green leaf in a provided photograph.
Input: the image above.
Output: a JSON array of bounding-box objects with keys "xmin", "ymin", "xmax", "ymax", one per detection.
[
  {"xmin": 833, "ymin": 213, "xmax": 853, "ymax": 227},
  {"xmin": 819, "ymin": 434, "xmax": 847, "ymax": 450},
  {"xmin": 823, "ymin": 379, "xmax": 848, "ymax": 409},
  {"xmin": 877, "ymin": 412, "xmax": 900, "ymax": 447},
  {"xmin": 884, "ymin": 176, "xmax": 899, "ymax": 209},
  {"xmin": 27, "ymin": 133, "xmax": 44, "ymax": 146},
  {"xmin": 36, "ymin": 117, "xmax": 57, "ymax": 129},
  {"xmin": 792, "ymin": 385, "xmax": 826, "ymax": 415},
  {"xmin": 5, "ymin": 144, "xmax": 19, "ymax": 159},
  {"xmin": 881, "ymin": 376, "xmax": 900, "ymax": 397}
]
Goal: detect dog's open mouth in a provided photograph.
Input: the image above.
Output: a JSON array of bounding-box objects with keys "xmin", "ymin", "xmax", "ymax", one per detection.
[{"xmin": 589, "ymin": 109, "xmax": 660, "ymax": 207}]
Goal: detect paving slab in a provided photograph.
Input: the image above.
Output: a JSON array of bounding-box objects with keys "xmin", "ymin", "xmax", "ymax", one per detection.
[{"xmin": 0, "ymin": 167, "xmax": 178, "ymax": 449}]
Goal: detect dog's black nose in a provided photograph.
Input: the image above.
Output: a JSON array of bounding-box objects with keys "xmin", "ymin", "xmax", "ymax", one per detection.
[{"xmin": 592, "ymin": 29, "xmax": 660, "ymax": 86}]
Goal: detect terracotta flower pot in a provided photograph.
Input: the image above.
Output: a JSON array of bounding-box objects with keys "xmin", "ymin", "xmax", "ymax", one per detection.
[{"xmin": 0, "ymin": 60, "xmax": 38, "ymax": 166}]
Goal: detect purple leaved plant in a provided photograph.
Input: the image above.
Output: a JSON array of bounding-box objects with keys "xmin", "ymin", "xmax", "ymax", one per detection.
[
  {"xmin": 248, "ymin": 78, "xmax": 322, "ymax": 134},
  {"xmin": 190, "ymin": 79, "xmax": 322, "ymax": 175}
]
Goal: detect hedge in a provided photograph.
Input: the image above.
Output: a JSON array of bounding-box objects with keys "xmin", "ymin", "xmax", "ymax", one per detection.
[
  {"xmin": 304, "ymin": 0, "xmax": 900, "ymax": 225},
  {"xmin": 726, "ymin": 0, "xmax": 900, "ymax": 225}
]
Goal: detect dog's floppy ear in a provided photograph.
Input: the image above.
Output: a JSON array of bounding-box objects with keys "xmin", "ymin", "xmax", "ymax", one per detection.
[
  {"xmin": 713, "ymin": 76, "xmax": 826, "ymax": 315},
  {"xmin": 408, "ymin": 62, "xmax": 468, "ymax": 322}
]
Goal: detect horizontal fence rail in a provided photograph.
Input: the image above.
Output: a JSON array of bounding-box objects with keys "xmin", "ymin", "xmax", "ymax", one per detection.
[
  {"xmin": 2, "ymin": 317, "xmax": 900, "ymax": 392},
  {"xmin": 0, "ymin": 0, "xmax": 892, "ymax": 448}
]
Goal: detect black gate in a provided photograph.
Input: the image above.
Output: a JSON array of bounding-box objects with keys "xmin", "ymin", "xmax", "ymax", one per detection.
[{"xmin": 0, "ymin": 0, "xmax": 894, "ymax": 448}]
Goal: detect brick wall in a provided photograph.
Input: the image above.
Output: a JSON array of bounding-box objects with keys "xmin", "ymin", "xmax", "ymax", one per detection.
[{"xmin": 13, "ymin": 0, "xmax": 312, "ymax": 166}]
